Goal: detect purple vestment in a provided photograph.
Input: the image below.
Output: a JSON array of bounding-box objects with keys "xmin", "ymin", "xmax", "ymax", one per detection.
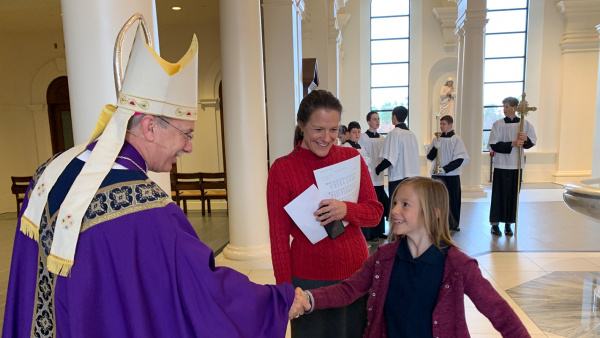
[{"xmin": 3, "ymin": 143, "xmax": 294, "ymax": 338}]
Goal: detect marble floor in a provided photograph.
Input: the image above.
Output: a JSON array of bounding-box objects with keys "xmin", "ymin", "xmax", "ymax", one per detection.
[
  {"xmin": 217, "ymin": 251, "xmax": 600, "ymax": 338},
  {"xmin": 3, "ymin": 182, "xmax": 600, "ymax": 337}
]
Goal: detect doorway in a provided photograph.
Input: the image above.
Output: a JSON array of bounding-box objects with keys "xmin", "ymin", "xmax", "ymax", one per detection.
[{"xmin": 47, "ymin": 76, "xmax": 73, "ymax": 154}]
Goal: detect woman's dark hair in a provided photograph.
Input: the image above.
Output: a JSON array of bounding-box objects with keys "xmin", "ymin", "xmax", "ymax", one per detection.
[
  {"xmin": 294, "ymin": 90, "xmax": 343, "ymax": 146},
  {"xmin": 347, "ymin": 121, "xmax": 361, "ymax": 133},
  {"xmin": 502, "ymin": 97, "xmax": 519, "ymax": 107}
]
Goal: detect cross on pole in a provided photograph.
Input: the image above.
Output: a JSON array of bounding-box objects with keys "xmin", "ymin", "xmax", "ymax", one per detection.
[{"xmin": 509, "ymin": 93, "xmax": 538, "ymax": 237}]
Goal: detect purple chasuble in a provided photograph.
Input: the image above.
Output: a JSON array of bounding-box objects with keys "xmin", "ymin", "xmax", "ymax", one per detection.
[{"xmin": 3, "ymin": 145, "xmax": 294, "ymax": 338}]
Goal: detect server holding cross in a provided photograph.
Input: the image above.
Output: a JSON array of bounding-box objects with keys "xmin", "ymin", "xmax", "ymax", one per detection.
[{"xmin": 487, "ymin": 94, "xmax": 538, "ymax": 237}]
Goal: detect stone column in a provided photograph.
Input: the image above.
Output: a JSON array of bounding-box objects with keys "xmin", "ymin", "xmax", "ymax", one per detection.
[
  {"xmin": 61, "ymin": 0, "xmax": 159, "ymax": 143},
  {"xmin": 217, "ymin": 0, "xmax": 273, "ymax": 269},
  {"xmin": 263, "ymin": 0, "xmax": 305, "ymax": 164},
  {"xmin": 327, "ymin": 25, "xmax": 342, "ymax": 97},
  {"xmin": 555, "ymin": 0, "xmax": 600, "ymax": 183},
  {"xmin": 454, "ymin": 28, "xmax": 465, "ymax": 135},
  {"xmin": 455, "ymin": 0, "xmax": 488, "ymax": 197},
  {"xmin": 326, "ymin": 0, "xmax": 347, "ymax": 97},
  {"xmin": 60, "ymin": 0, "xmax": 170, "ymax": 192},
  {"xmin": 593, "ymin": 24, "xmax": 600, "ymax": 177}
]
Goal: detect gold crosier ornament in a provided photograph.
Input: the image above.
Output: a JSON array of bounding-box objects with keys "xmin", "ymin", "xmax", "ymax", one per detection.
[
  {"xmin": 434, "ymin": 114, "xmax": 443, "ymax": 175},
  {"xmin": 509, "ymin": 93, "xmax": 537, "ymax": 236}
]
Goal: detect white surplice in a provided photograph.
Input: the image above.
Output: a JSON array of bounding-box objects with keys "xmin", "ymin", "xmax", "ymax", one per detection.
[{"xmin": 379, "ymin": 127, "xmax": 420, "ymax": 182}]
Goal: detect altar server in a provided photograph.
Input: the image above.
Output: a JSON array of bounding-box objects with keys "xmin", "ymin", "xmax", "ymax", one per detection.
[
  {"xmin": 344, "ymin": 121, "xmax": 370, "ymax": 167},
  {"xmin": 426, "ymin": 115, "xmax": 469, "ymax": 231},
  {"xmin": 487, "ymin": 97, "xmax": 537, "ymax": 236},
  {"xmin": 376, "ymin": 106, "xmax": 420, "ymax": 197},
  {"xmin": 359, "ymin": 111, "xmax": 388, "ymax": 239}
]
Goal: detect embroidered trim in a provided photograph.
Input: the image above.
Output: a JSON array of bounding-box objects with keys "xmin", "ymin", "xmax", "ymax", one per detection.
[
  {"xmin": 175, "ymin": 107, "xmax": 197, "ymax": 118},
  {"xmin": 28, "ymin": 153, "xmax": 61, "ymax": 200},
  {"xmin": 120, "ymin": 94, "xmax": 150, "ymax": 110},
  {"xmin": 31, "ymin": 208, "xmax": 57, "ymax": 338},
  {"xmin": 30, "ymin": 255, "xmax": 57, "ymax": 338},
  {"xmin": 119, "ymin": 92, "xmax": 196, "ymax": 108},
  {"xmin": 81, "ymin": 179, "xmax": 171, "ymax": 232}
]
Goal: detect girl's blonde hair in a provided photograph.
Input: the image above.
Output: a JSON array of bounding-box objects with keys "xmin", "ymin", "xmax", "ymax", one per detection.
[{"xmin": 387, "ymin": 176, "xmax": 457, "ymax": 250}]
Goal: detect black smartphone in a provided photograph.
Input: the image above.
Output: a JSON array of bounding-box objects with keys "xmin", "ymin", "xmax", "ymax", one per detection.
[{"xmin": 318, "ymin": 205, "xmax": 346, "ymax": 240}]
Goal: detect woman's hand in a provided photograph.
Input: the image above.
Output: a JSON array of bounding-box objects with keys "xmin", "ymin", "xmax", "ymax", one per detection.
[
  {"xmin": 313, "ymin": 199, "xmax": 348, "ymax": 226},
  {"xmin": 289, "ymin": 288, "xmax": 311, "ymax": 320}
]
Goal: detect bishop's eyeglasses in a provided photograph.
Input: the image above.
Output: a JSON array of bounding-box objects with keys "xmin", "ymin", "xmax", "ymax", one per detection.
[{"xmin": 157, "ymin": 116, "xmax": 194, "ymax": 143}]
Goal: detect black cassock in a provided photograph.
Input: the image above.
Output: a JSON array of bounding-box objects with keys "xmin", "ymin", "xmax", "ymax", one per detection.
[{"xmin": 487, "ymin": 117, "xmax": 536, "ymax": 224}]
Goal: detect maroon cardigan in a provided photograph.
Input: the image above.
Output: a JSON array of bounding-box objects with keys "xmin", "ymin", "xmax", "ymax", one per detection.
[{"xmin": 310, "ymin": 239, "xmax": 530, "ymax": 338}]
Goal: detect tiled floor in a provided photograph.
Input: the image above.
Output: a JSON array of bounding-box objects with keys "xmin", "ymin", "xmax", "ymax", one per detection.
[
  {"xmin": 219, "ymin": 251, "xmax": 600, "ymax": 338},
  {"xmin": 2, "ymin": 182, "xmax": 600, "ymax": 337}
]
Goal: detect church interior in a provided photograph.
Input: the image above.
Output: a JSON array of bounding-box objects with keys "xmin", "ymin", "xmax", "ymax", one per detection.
[{"xmin": 2, "ymin": 0, "xmax": 600, "ymax": 336}]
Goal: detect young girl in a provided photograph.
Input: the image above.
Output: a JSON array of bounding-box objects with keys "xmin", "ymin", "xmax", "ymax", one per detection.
[{"xmin": 290, "ymin": 177, "xmax": 530, "ymax": 338}]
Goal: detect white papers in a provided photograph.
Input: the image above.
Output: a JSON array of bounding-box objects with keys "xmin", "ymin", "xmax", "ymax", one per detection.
[
  {"xmin": 284, "ymin": 185, "xmax": 330, "ymax": 244},
  {"xmin": 314, "ymin": 155, "xmax": 361, "ymax": 203},
  {"xmin": 284, "ymin": 156, "xmax": 362, "ymax": 245}
]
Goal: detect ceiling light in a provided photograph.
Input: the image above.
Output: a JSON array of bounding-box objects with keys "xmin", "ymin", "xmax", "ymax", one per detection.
[{"xmin": 172, "ymin": 6, "xmax": 181, "ymax": 10}]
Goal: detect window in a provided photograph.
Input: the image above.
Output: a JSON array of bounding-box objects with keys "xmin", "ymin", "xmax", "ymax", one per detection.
[
  {"xmin": 370, "ymin": 0, "xmax": 410, "ymax": 133},
  {"xmin": 482, "ymin": 0, "xmax": 529, "ymax": 151}
]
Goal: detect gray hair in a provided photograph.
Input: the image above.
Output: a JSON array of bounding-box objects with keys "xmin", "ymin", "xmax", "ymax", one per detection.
[{"xmin": 127, "ymin": 114, "xmax": 170, "ymax": 131}]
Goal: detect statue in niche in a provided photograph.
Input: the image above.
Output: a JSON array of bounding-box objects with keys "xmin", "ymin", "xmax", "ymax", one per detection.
[{"xmin": 439, "ymin": 77, "xmax": 456, "ymax": 118}]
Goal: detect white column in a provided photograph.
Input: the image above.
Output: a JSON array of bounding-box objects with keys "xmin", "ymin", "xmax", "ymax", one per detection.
[
  {"xmin": 455, "ymin": 0, "xmax": 487, "ymax": 197},
  {"xmin": 263, "ymin": 0, "xmax": 305, "ymax": 164},
  {"xmin": 593, "ymin": 24, "xmax": 600, "ymax": 177},
  {"xmin": 554, "ymin": 1, "xmax": 600, "ymax": 183},
  {"xmin": 61, "ymin": 0, "xmax": 159, "ymax": 143},
  {"xmin": 327, "ymin": 0, "xmax": 346, "ymax": 97},
  {"xmin": 454, "ymin": 28, "xmax": 465, "ymax": 135},
  {"xmin": 60, "ymin": 0, "xmax": 170, "ymax": 192},
  {"xmin": 217, "ymin": 0, "xmax": 272, "ymax": 269}
]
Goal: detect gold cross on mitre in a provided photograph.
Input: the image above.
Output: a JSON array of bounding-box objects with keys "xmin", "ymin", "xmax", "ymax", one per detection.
[{"xmin": 509, "ymin": 93, "xmax": 537, "ymax": 119}]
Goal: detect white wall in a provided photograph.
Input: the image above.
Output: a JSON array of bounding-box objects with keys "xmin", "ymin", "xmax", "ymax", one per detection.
[
  {"xmin": 338, "ymin": 0, "xmax": 367, "ymax": 126},
  {"xmin": 158, "ymin": 7, "xmax": 224, "ymax": 176},
  {"xmin": 0, "ymin": 30, "xmax": 66, "ymax": 213}
]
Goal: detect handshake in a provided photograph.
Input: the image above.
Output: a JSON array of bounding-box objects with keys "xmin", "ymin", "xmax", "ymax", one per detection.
[{"xmin": 288, "ymin": 287, "xmax": 313, "ymax": 320}]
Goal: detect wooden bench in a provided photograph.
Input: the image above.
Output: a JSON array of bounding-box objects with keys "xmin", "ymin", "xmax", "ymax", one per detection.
[
  {"xmin": 200, "ymin": 172, "xmax": 228, "ymax": 216},
  {"xmin": 11, "ymin": 176, "xmax": 32, "ymax": 216},
  {"xmin": 171, "ymin": 173, "xmax": 202, "ymax": 214}
]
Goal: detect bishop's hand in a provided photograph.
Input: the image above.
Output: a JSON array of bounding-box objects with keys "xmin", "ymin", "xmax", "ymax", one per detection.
[{"xmin": 289, "ymin": 288, "xmax": 311, "ymax": 320}]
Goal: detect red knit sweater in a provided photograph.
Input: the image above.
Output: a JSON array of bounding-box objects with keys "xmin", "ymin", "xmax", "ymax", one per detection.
[{"xmin": 267, "ymin": 142, "xmax": 384, "ymax": 285}]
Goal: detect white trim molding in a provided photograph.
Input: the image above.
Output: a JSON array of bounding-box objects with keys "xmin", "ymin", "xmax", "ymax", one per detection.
[
  {"xmin": 432, "ymin": 7, "xmax": 459, "ymax": 50},
  {"xmin": 556, "ymin": 0, "xmax": 600, "ymax": 54},
  {"xmin": 31, "ymin": 58, "xmax": 68, "ymax": 105},
  {"xmin": 199, "ymin": 98, "xmax": 220, "ymax": 110}
]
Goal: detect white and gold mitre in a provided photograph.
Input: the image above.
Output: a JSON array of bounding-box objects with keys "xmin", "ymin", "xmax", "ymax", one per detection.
[
  {"xmin": 118, "ymin": 26, "xmax": 198, "ymax": 120},
  {"xmin": 20, "ymin": 17, "xmax": 199, "ymax": 277}
]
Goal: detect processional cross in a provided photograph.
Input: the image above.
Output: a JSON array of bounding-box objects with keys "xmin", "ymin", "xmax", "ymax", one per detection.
[{"xmin": 509, "ymin": 93, "xmax": 538, "ymax": 236}]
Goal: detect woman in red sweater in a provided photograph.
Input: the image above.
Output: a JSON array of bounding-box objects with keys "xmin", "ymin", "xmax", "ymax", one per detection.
[
  {"xmin": 291, "ymin": 177, "xmax": 530, "ymax": 338},
  {"xmin": 267, "ymin": 90, "xmax": 383, "ymax": 338}
]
